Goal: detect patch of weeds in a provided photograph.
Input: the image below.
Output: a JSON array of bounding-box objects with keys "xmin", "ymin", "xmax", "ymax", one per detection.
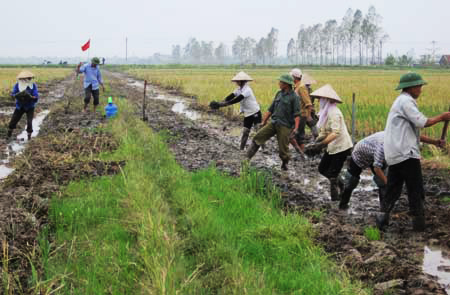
[
  {"xmin": 441, "ymin": 196, "xmax": 450, "ymax": 203},
  {"xmin": 307, "ymin": 209, "xmax": 325, "ymax": 222},
  {"xmin": 364, "ymin": 226, "xmax": 381, "ymax": 241}
]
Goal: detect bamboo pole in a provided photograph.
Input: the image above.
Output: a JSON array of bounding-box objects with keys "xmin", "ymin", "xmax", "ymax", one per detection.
[
  {"xmin": 143, "ymin": 80, "xmax": 147, "ymax": 121},
  {"xmin": 351, "ymin": 92, "xmax": 356, "ymax": 143}
]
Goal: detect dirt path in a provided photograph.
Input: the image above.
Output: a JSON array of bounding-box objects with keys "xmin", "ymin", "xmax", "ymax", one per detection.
[{"xmin": 108, "ymin": 71, "xmax": 450, "ymax": 295}]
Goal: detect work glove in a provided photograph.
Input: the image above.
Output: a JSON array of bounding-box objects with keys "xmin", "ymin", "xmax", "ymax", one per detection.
[
  {"xmin": 209, "ymin": 101, "xmax": 227, "ymax": 110},
  {"xmin": 14, "ymin": 91, "xmax": 34, "ymax": 104},
  {"xmin": 304, "ymin": 141, "xmax": 326, "ymax": 157}
]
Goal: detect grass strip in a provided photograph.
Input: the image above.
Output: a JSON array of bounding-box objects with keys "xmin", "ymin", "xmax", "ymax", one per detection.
[{"xmin": 40, "ymin": 99, "xmax": 367, "ymax": 294}]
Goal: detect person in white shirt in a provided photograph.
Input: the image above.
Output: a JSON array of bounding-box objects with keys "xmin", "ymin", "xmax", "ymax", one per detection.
[
  {"xmin": 209, "ymin": 72, "xmax": 261, "ymax": 150},
  {"xmin": 376, "ymin": 72, "xmax": 450, "ymax": 232}
]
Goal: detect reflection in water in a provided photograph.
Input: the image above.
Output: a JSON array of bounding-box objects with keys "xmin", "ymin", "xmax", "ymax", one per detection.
[
  {"xmin": 171, "ymin": 102, "xmax": 200, "ymax": 120},
  {"xmin": 423, "ymin": 246, "xmax": 450, "ymax": 294}
]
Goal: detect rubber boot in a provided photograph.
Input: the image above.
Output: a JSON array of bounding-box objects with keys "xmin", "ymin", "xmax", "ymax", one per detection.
[
  {"xmin": 246, "ymin": 141, "xmax": 260, "ymax": 160},
  {"xmin": 281, "ymin": 160, "xmax": 289, "ymax": 171},
  {"xmin": 27, "ymin": 132, "xmax": 32, "ymax": 140},
  {"xmin": 6, "ymin": 129, "xmax": 12, "ymax": 139},
  {"xmin": 412, "ymin": 214, "xmax": 426, "ymax": 232},
  {"xmin": 329, "ymin": 178, "xmax": 340, "ymax": 201},
  {"xmin": 310, "ymin": 125, "xmax": 319, "ymax": 139},
  {"xmin": 375, "ymin": 212, "xmax": 390, "ymax": 231},
  {"xmin": 378, "ymin": 186, "xmax": 387, "ymax": 211},
  {"xmin": 339, "ymin": 173, "xmax": 360, "ymax": 209},
  {"xmin": 240, "ymin": 127, "xmax": 251, "ymax": 150}
]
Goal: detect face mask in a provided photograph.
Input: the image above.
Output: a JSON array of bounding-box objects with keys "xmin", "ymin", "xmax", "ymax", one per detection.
[
  {"xmin": 319, "ymin": 98, "xmax": 327, "ymax": 110},
  {"xmin": 18, "ymin": 79, "xmax": 33, "ymax": 92}
]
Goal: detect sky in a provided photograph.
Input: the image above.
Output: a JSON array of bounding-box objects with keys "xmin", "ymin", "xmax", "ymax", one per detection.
[{"xmin": 1, "ymin": 0, "xmax": 449, "ymax": 59}]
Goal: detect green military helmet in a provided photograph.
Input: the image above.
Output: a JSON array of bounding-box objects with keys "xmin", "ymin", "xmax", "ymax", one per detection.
[
  {"xmin": 395, "ymin": 72, "xmax": 427, "ymax": 90},
  {"xmin": 278, "ymin": 74, "xmax": 294, "ymax": 86},
  {"xmin": 91, "ymin": 57, "xmax": 101, "ymax": 65}
]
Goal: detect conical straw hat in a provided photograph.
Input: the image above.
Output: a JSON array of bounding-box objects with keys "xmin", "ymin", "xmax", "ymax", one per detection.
[
  {"xmin": 231, "ymin": 71, "xmax": 253, "ymax": 81},
  {"xmin": 310, "ymin": 84, "xmax": 342, "ymax": 103},
  {"xmin": 302, "ymin": 73, "xmax": 317, "ymax": 85},
  {"xmin": 17, "ymin": 70, "xmax": 34, "ymax": 79}
]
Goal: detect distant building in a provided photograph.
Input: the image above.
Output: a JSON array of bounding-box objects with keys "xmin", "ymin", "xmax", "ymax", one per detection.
[{"xmin": 439, "ymin": 55, "xmax": 450, "ymax": 66}]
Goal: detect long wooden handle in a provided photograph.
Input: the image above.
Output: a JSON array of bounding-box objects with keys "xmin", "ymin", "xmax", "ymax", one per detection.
[{"xmin": 441, "ymin": 106, "xmax": 450, "ymax": 140}]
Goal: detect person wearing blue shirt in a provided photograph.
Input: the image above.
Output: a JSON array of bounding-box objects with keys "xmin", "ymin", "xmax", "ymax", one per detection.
[
  {"xmin": 7, "ymin": 70, "xmax": 39, "ymax": 140},
  {"xmin": 76, "ymin": 57, "xmax": 105, "ymax": 113}
]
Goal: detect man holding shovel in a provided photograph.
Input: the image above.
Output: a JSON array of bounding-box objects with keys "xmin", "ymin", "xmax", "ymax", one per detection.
[
  {"xmin": 246, "ymin": 74, "xmax": 300, "ymax": 171},
  {"xmin": 76, "ymin": 57, "xmax": 105, "ymax": 113},
  {"xmin": 376, "ymin": 72, "xmax": 450, "ymax": 232},
  {"xmin": 289, "ymin": 68, "xmax": 318, "ymax": 154}
]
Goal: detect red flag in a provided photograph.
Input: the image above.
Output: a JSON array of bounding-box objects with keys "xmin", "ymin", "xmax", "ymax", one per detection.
[{"xmin": 81, "ymin": 39, "xmax": 90, "ymax": 51}]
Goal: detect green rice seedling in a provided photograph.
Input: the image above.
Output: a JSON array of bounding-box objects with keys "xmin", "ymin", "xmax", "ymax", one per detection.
[{"xmin": 364, "ymin": 226, "xmax": 381, "ymax": 241}]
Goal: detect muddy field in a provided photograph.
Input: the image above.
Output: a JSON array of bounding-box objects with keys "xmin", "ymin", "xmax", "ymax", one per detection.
[
  {"xmin": 0, "ymin": 71, "xmax": 449, "ymax": 294},
  {"xmin": 0, "ymin": 75, "xmax": 121, "ymax": 291},
  {"xmin": 113, "ymin": 71, "xmax": 450, "ymax": 295}
]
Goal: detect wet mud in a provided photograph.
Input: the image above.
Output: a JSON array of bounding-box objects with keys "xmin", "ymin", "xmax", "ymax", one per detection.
[
  {"xmin": 0, "ymin": 75, "xmax": 122, "ymax": 291},
  {"xmin": 115, "ymin": 71, "xmax": 450, "ymax": 294}
]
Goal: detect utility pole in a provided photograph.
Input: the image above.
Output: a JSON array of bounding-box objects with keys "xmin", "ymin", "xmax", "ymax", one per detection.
[
  {"xmin": 428, "ymin": 40, "xmax": 440, "ymax": 64},
  {"xmin": 125, "ymin": 37, "xmax": 128, "ymax": 63}
]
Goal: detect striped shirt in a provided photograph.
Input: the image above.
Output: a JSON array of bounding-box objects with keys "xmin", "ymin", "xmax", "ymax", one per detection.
[{"xmin": 352, "ymin": 132, "xmax": 386, "ymax": 169}]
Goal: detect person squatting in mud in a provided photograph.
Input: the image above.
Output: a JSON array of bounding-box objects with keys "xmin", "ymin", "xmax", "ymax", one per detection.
[
  {"xmin": 76, "ymin": 57, "xmax": 105, "ymax": 113},
  {"xmin": 304, "ymin": 84, "xmax": 353, "ymax": 201},
  {"xmin": 246, "ymin": 74, "xmax": 300, "ymax": 171},
  {"xmin": 7, "ymin": 70, "xmax": 39, "ymax": 141},
  {"xmin": 338, "ymin": 131, "xmax": 387, "ymax": 210},
  {"xmin": 289, "ymin": 68, "xmax": 319, "ymax": 155},
  {"xmin": 209, "ymin": 72, "xmax": 261, "ymax": 150},
  {"xmin": 376, "ymin": 72, "xmax": 450, "ymax": 232}
]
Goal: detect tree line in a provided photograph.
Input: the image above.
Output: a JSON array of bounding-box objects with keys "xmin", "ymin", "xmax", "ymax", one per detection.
[{"xmin": 171, "ymin": 6, "xmax": 389, "ymax": 65}]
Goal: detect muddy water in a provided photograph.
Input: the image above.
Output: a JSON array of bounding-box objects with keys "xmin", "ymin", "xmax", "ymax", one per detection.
[
  {"xmin": 423, "ymin": 246, "xmax": 450, "ymax": 294},
  {"xmin": 123, "ymin": 76, "xmax": 201, "ymax": 120},
  {"xmin": 0, "ymin": 77, "xmax": 70, "ymax": 180},
  {"xmin": 0, "ymin": 110, "xmax": 50, "ymax": 179}
]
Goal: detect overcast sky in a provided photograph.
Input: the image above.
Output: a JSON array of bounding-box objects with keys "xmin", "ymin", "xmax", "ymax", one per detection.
[{"xmin": 1, "ymin": 0, "xmax": 449, "ymax": 59}]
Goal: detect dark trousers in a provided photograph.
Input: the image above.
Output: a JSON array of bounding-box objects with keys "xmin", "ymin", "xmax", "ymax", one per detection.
[
  {"xmin": 8, "ymin": 107, "xmax": 34, "ymax": 133},
  {"xmin": 383, "ymin": 158, "xmax": 424, "ymax": 216},
  {"xmin": 243, "ymin": 111, "xmax": 262, "ymax": 129},
  {"xmin": 296, "ymin": 116, "xmax": 318, "ymax": 144},
  {"xmin": 318, "ymin": 149, "xmax": 351, "ymax": 179},
  {"xmin": 84, "ymin": 85, "xmax": 100, "ymax": 106},
  {"xmin": 348, "ymin": 157, "xmax": 386, "ymax": 188}
]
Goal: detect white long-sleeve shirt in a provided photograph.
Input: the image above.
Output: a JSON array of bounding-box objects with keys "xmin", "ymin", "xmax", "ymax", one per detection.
[{"xmin": 384, "ymin": 92, "xmax": 428, "ymax": 166}]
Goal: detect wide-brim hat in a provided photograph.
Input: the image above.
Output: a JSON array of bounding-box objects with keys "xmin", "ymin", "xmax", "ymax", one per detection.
[
  {"xmin": 17, "ymin": 70, "xmax": 34, "ymax": 79},
  {"xmin": 302, "ymin": 73, "xmax": 317, "ymax": 85},
  {"xmin": 395, "ymin": 72, "xmax": 427, "ymax": 90},
  {"xmin": 278, "ymin": 74, "xmax": 294, "ymax": 86},
  {"xmin": 310, "ymin": 84, "xmax": 342, "ymax": 103},
  {"xmin": 231, "ymin": 71, "xmax": 253, "ymax": 82},
  {"xmin": 91, "ymin": 57, "xmax": 101, "ymax": 65}
]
